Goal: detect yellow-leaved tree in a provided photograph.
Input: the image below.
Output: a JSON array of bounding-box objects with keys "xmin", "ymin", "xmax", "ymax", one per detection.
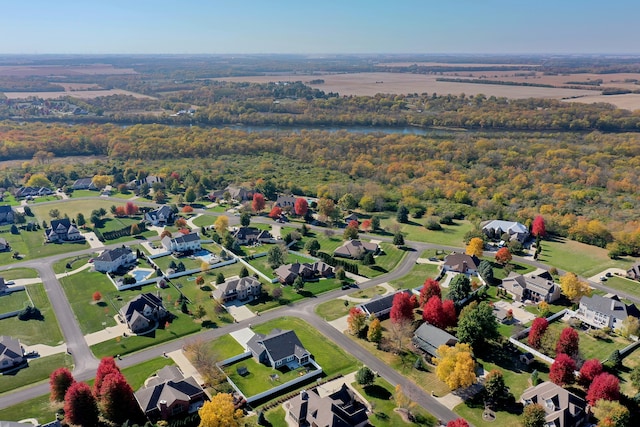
[
  {"xmin": 91, "ymin": 174, "xmax": 112, "ymax": 189},
  {"xmin": 432, "ymin": 342, "xmax": 476, "ymax": 389},
  {"xmin": 198, "ymin": 393, "xmax": 243, "ymax": 427},
  {"xmin": 465, "ymin": 237, "xmax": 484, "ymax": 258},
  {"xmin": 214, "ymin": 215, "xmax": 229, "ymax": 235},
  {"xmin": 559, "ymin": 272, "xmax": 591, "ymax": 303}
]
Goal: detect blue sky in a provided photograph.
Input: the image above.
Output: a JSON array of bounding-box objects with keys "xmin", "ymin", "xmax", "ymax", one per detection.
[{"xmin": 1, "ymin": 0, "xmax": 638, "ymax": 54}]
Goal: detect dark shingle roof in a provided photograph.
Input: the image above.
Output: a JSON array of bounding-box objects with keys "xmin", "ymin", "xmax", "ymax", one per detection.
[
  {"xmin": 413, "ymin": 323, "xmax": 458, "ymax": 356},
  {"xmin": 173, "ymin": 232, "xmax": 199, "ymax": 244},
  {"xmin": 358, "ymin": 289, "xmax": 412, "ymax": 317},
  {"xmin": 95, "ymin": 246, "xmax": 132, "ymax": 262},
  {"xmin": 247, "ymin": 329, "xmax": 309, "ymax": 364}
]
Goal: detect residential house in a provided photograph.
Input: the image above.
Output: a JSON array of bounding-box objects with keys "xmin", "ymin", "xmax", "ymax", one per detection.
[
  {"xmin": 0, "ymin": 336, "xmax": 24, "ymax": 371},
  {"xmin": 334, "ymin": 239, "xmax": 379, "ymax": 259},
  {"xmin": 212, "ymin": 276, "xmax": 262, "ymax": 302},
  {"xmin": 357, "ymin": 289, "xmax": 413, "ymax": 319},
  {"xmin": 576, "ymin": 294, "xmax": 640, "ymax": 330},
  {"xmin": 45, "ymin": 219, "xmax": 83, "ymax": 243},
  {"xmin": 521, "ymin": 382, "xmax": 587, "ymax": 427},
  {"xmin": 482, "ymin": 219, "xmax": 529, "ymax": 243},
  {"xmin": 161, "ymin": 232, "xmax": 201, "ymax": 253},
  {"xmin": 0, "ymin": 205, "xmax": 14, "ymax": 224},
  {"xmin": 128, "ymin": 175, "xmax": 164, "ymax": 190},
  {"xmin": 71, "ymin": 178, "xmax": 97, "ymax": 190},
  {"xmin": 232, "ymin": 227, "xmax": 275, "ymax": 245},
  {"xmin": 501, "ymin": 271, "xmax": 561, "ymax": 303},
  {"xmin": 442, "ymin": 252, "xmax": 481, "ymax": 275},
  {"xmin": 0, "ymin": 237, "xmax": 9, "ymax": 252},
  {"xmin": 627, "ymin": 262, "xmax": 640, "ymax": 280},
  {"xmin": 14, "ymin": 186, "xmax": 53, "ymax": 199},
  {"xmin": 134, "ymin": 365, "xmax": 207, "ymax": 422},
  {"xmin": 285, "ymin": 384, "xmax": 369, "ymax": 427},
  {"xmin": 274, "ymin": 261, "xmax": 334, "ymax": 285},
  {"xmin": 94, "ymin": 246, "xmax": 136, "ymax": 273},
  {"xmin": 247, "ymin": 329, "xmax": 311, "ymax": 368},
  {"xmin": 412, "ymin": 323, "xmax": 458, "ymax": 358},
  {"xmin": 208, "ymin": 185, "xmax": 253, "ymax": 202},
  {"xmin": 145, "ymin": 205, "xmax": 174, "ymax": 226},
  {"xmin": 275, "ymin": 195, "xmax": 298, "ymax": 212},
  {"xmin": 344, "ymin": 212, "xmax": 359, "ymax": 224},
  {"xmin": 119, "ymin": 293, "xmax": 168, "ymax": 334}
]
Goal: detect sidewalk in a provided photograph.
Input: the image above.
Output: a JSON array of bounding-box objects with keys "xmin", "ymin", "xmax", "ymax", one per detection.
[{"xmin": 55, "ymin": 262, "xmax": 91, "ymax": 279}]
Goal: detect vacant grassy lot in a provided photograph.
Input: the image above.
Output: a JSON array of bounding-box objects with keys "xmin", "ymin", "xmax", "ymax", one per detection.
[
  {"xmin": 601, "ymin": 275, "xmax": 640, "ymax": 298},
  {"xmin": 0, "ymin": 283, "xmax": 63, "ymax": 345},
  {"xmin": 379, "ymin": 217, "xmax": 472, "ymax": 247},
  {"xmin": 252, "ymin": 317, "xmax": 358, "ymax": 378},
  {"xmin": 192, "ymin": 214, "xmax": 217, "ymax": 228},
  {"xmin": 29, "ymin": 199, "xmax": 118, "ymax": 223},
  {"xmin": 390, "ymin": 263, "xmax": 439, "ymax": 289},
  {"xmin": 316, "ymin": 299, "xmax": 356, "ymax": 321},
  {"xmin": 0, "ymin": 353, "xmax": 73, "ymax": 396},
  {"xmin": 538, "ymin": 236, "xmax": 632, "ymax": 277},
  {"xmin": 491, "ymin": 260, "xmax": 536, "ymax": 280},
  {"xmin": 0, "ymin": 289, "xmax": 30, "ymax": 314},
  {"xmin": 207, "ymin": 334, "xmax": 245, "ymax": 359},
  {"xmin": 52, "ymin": 254, "xmax": 93, "ymax": 274},
  {"xmin": 359, "ymin": 243, "xmax": 408, "ymax": 278},
  {"xmin": 0, "ymin": 268, "xmax": 39, "ymax": 280}
]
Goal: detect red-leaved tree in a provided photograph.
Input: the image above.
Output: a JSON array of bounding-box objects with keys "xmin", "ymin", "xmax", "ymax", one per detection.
[
  {"xmin": 587, "ymin": 373, "xmax": 620, "ymax": 405},
  {"xmin": 579, "ymin": 358, "xmax": 604, "ymax": 387},
  {"xmin": 64, "ymin": 382, "xmax": 99, "ymax": 427},
  {"xmin": 124, "ymin": 201, "xmax": 138, "ymax": 216},
  {"xmin": 294, "ymin": 198, "xmax": 308, "ymax": 216},
  {"xmin": 92, "ymin": 291, "xmax": 102, "ymax": 302},
  {"xmin": 361, "ymin": 219, "xmax": 372, "ymax": 232},
  {"xmin": 442, "ymin": 299, "xmax": 457, "ymax": 328},
  {"xmin": 423, "ymin": 296, "xmax": 445, "ymax": 327},
  {"xmin": 348, "ymin": 220, "xmax": 359, "ymax": 229},
  {"xmin": 550, "ymin": 353, "xmax": 576, "ymax": 386},
  {"xmin": 447, "ymin": 418, "xmax": 470, "ymax": 427},
  {"xmin": 49, "ymin": 367, "xmax": 75, "ymax": 402},
  {"xmin": 420, "ymin": 278, "xmax": 441, "ymax": 306},
  {"xmin": 182, "ymin": 205, "xmax": 194, "ymax": 213},
  {"xmin": 98, "ymin": 370, "xmax": 140, "ymax": 424},
  {"xmin": 347, "ymin": 307, "xmax": 367, "ymax": 336},
  {"xmin": 252, "ymin": 193, "xmax": 265, "ymax": 212},
  {"xmin": 114, "ymin": 206, "xmax": 126, "ymax": 217},
  {"xmin": 556, "ymin": 327, "xmax": 580, "ymax": 359},
  {"xmin": 528, "ymin": 317, "xmax": 549, "ymax": 349},
  {"xmin": 495, "ymin": 247, "xmax": 512, "ymax": 265},
  {"xmin": 532, "ymin": 215, "xmax": 546, "ymax": 238},
  {"xmin": 390, "ymin": 292, "xmax": 414, "ymax": 324},
  {"xmin": 93, "ymin": 357, "xmax": 120, "ymax": 399},
  {"xmin": 268, "ymin": 206, "xmax": 282, "ymax": 219}
]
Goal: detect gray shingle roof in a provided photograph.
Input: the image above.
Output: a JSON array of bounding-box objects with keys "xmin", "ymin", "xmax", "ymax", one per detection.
[
  {"xmin": 95, "ymin": 246, "xmax": 132, "ymax": 262},
  {"xmin": 247, "ymin": 329, "xmax": 309, "ymax": 364},
  {"xmin": 413, "ymin": 323, "xmax": 458, "ymax": 356}
]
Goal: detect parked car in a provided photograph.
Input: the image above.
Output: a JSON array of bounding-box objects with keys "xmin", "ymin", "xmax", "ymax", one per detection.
[{"xmin": 600, "ymin": 276, "xmax": 607, "ymax": 281}]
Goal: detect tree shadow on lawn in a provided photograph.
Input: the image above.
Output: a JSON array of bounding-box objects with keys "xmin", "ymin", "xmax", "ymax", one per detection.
[
  {"xmin": 477, "ymin": 342, "xmax": 527, "ymax": 374},
  {"xmin": 363, "ymin": 384, "xmax": 392, "ymax": 400},
  {"xmin": 202, "ymin": 320, "xmax": 218, "ymax": 329}
]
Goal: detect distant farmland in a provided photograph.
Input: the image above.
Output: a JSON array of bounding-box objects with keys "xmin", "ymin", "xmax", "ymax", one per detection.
[{"xmin": 2, "ymin": 89, "xmax": 155, "ymax": 100}]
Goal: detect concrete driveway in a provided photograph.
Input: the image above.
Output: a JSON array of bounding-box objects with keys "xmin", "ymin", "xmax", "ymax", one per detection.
[{"xmin": 82, "ymin": 232, "xmax": 104, "ymax": 249}]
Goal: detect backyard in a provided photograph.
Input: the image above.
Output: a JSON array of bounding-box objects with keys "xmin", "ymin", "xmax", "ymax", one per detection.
[
  {"xmin": 0, "ymin": 353, "xmax": 73, "ymax": 396},
  {"xmin": 601, "ymin": 275, "xmax": 640, "ymax": 299},
  {"xmin": 0, "ymin": 289, "xmax": 30, "ymax": 314},
  {"xmin": 389, "ymin": 263, "xmax": 440, "ymax": 289},
  {"xmin": 223, "ymin": 356, "xmax": 312, "ymax": 398},
  {"xmin": 0, "ymin": 226, "xmax": 88, "ymax": 265},
  {"xmin": 0, "ymin": 283, "xmax": 63, "ymax": 346}
]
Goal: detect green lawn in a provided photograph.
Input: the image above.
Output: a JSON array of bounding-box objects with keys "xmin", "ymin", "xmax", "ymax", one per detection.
[
  {"xmin": 601, "ymin": 276, "xmax": 640, "ymax": 298},
  {"xmin": 538, "ymin": 236, "xmax": 633, "ymax": 277},
  {"xmin": 0, "ymin": 283, "xmax": 63, "ymax": 345},
  {"xmin": 265, "ymin": 406, "xmax": 288, "ymax": 427},
  {"xmin": 354, "ymin": 378, "xmax": 437, "ymax": 426},
  {"xmin": 619, "ymin": 345, "xmax": 640, "ymax": 396},
  {"xmin": 29, "ymin": 199, "xmax": 119, "ymax": 223},
  {"xmin": 52, "ymin": 254, "xmax": 93, "ymax": 274},
  {"xmin": 209, "ymin": 334, "xmax": 245, "ymax": 359},
  {"xmin": 69, "ymin": 189, "xmax": 102, "ymax": 198},
  {"xmin": 491, "ymin": 260, "xmax": 536, "ymax": 280},
  {"xmin": 109, "ymin": 191, "xmax": 135, "ymax": 200},
  {"xmin": 0, "ymin": 289, "xmax": 30, "ymax": 314},
  {"xmin": 153, "ymin": 253, "xmax": 206, "ymax": 274},
  {"xmin": 192, "ymin": 214, "xmax": 217, "ymax": 228},
  {"xmin": 281, "ymin": 227, "xmax": 345, "ymax": 254},
  {"xmin": 224, "ymin": 356, "xmax": 309, "ymax": 397},
  {"xmin": 91, "ymin": 312, "xmax": 201, "ymax": 359},
  {"xmin": 0, "ymin": 353, "xmax": 73, "ymax": 396},
  {"xmin": 247, "ymin": 278, "xmax": 346, "ymax": 314},
  {"xmin": 359, "ymin": 243, "xmax": 408, "ymax": 278},
  {"xmin": 252, "ymin": 317, "xmax": 358, "ymax": 378},
  {"xmin": 0, "ymin": 227, "xmax": 89, "ymax": 265},
  {"xmin": 315, "ymin": 299, "xmax": 356, "ymax": 321},
  {"xmin": 0, "ymin": 268, "xmax": 39, "ymax": 280},
  {"xmin": 121, "ymin": 356, "xmax": 176, "ymax": 389},
  {"xmin": 379, "ymin": 218, "xmax": 472, "ymax": 247},
  {"xmin": 390, "ymin": 263, "xmax": 439, "ymax": 290}
]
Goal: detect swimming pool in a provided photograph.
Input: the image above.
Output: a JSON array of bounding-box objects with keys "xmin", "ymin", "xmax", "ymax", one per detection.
[
  {"xmin": 130, "ymin": 268, "xmax": 154, "ymax": 282},
  {"xmin": 194, "ymin": 249, "xmax": 216, "ymax": 264}
]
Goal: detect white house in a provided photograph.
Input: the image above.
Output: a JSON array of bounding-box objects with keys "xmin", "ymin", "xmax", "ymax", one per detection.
[
  {"xmin": 482, "ymin": 220, "xmax": 529, "ymax": 243},
  {"xmin": 161, "ymin": 232, "xmax": 201, "ymax": 253},
  {"xmin": 94, "ymin": 246, "xmax": 136, "ymax": 273},
  {"xmin": 576, "ymin": 294, "xmax": 640, "ymax": 330},
  {"xmin": 145, "ymin": 206, "xmax": 174, "ymax": 226}
]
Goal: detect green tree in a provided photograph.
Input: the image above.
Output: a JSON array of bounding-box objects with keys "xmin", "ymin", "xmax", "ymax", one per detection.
[
  {"xmin": 343, "ymin": 225, "xmax": 359, "ymax": 240},
  {"xmin": 593, "ymin": 399, "xmax": 630, "ymax": 427},
  {"xmin": 359, "ymin": 195, "xmax": 375, "ymax": 212},
  {"xmin": 457, "ymin": 302, "xmax": 499, "ymax": 348},
  {"xmin": 240, "ymin": 212, "xmax": 251, "ymax": 227},
  {"xmin": 371, "ymin": 215, "xmax": 380, "ymax": 230},
  {"xmin": 76, "ymin": 213, "xmax": 86, "ymax": 227},
  {"xmin": 355, "ymin": 366, "xmax": 375, "ymax": 386},
  {"xmin": 48, "ymin": 208, "xmax": 60, "ymax": 219},
  {"xmin": 338, "ymin": 193, "xmax": 357, "ymax": 211},
  {"xmin": 396, "ymin": 205, "xmax": 409, "ymax": 223},
  {"xmin": 185, "ymin": 187, "xmax": 197, "ymax": 203},
  {"xmin": 216, "ymin": 272, "xmax": 225, "ymax": 285},
  {"xmin": 239, "ymin": 266, "xmax": 249, "ymax": 278},
  {"xmin": 393, "ymin": 232, "xmax": 405, "ymax": 246},
  {"xmin": 293, "ymin": 275, "xmax": 304, "ymax": 292},
  {"xmin": 448, "ymin": 274, "xmax": 472, "ymax": 304},
  {"xmin": 484, "ymin": 369, "xmax": 507, "ymax": 405},
  {"xmin": 305, "ymin": 239, "xmax": 320, "ymax": 256},
  {"xmin": 267, "ymin": 245, "xmax": 285, "ymax": 269},
  {"xmin": 362, "ymin": 251, "xmax": 375, "ymax": 265}
]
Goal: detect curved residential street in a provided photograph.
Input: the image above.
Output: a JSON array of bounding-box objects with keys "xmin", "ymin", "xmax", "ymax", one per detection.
[{"xmin": 0, "ymin": 206, "xmax": 636, "ymax": 424}]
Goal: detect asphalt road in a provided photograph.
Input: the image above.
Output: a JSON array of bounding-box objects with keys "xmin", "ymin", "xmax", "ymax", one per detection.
[{"xmin": 0, "ymin": 206, "xmax": 635, "ymax": 423}]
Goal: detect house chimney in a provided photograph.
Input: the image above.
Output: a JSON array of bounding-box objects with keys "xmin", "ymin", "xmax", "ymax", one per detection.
[
  {"xmin": 159, "ymin": 399, "xmax": 168, "ymax": 416},
  {"xmin": 300, "ymin": 390, "xmax": 308, "ymax": 400}
]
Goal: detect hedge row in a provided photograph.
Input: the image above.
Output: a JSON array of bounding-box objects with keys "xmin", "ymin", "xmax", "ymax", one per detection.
[{"xmin": 317, "ymin": 251, "xmax": 359, "ymax": 275}]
